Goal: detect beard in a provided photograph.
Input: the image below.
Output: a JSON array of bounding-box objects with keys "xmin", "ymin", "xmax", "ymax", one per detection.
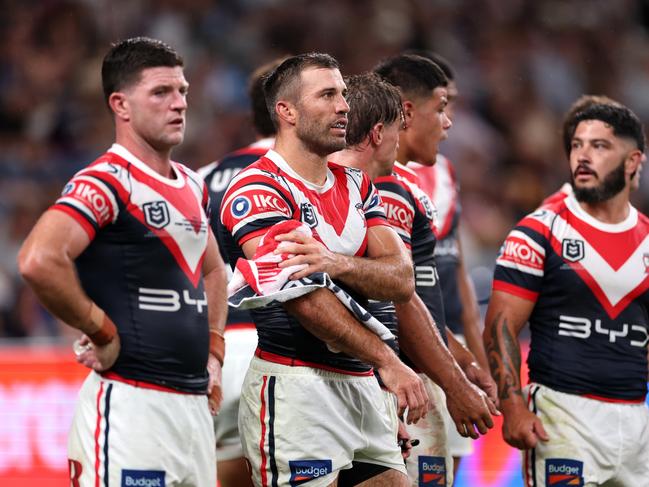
[
  {"xmin": 296, "ymin": 116, "xmax": 346, "ymax": 157},
  {"xmin": 571, "ymin": 158, "xmax": 626, "ymax": 204}
]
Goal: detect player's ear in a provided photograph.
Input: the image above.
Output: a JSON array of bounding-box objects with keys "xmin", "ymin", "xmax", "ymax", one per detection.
[
  {"xmin": 401, "ymin": 101, "xmax": 415, "ymax": 130},
  {"xmin": 626, "ymin": 149, "xmax": 643, "ymax": 176},
  {"xmin": 276, "ymin": 101, "xmax": 296, "ymax": 125},
  {"xmin": 370, "ymin": 123, "xmax": 384, "ymax": 146},
  {"xmin": 109, "ymin": 92, "xmax": 130, "ymax": 121}
]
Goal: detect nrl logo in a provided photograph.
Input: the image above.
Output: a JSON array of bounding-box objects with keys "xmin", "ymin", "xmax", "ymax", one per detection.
[
  {"xmin": 143, "ymin": 201, "xmax": 170, "ymax": 229},
  {"xmin": 562, "ymin": 238, "xmax": 584, "ymax": 263},
  {"xmin": 300, "ymin": 202, "xmax": 318, "ymax": 228}
]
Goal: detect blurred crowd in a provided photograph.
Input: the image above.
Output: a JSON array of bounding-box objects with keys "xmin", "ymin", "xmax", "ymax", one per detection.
[{"xmin": 2, "ymin": 0, "xmax": 649, "ymax": 339}]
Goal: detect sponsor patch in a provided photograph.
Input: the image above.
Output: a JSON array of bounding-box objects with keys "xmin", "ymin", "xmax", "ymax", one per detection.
[
  {"xmin": 121, "ymin": 469, "xmax": 165, "ymax": 487},
  {"xmin": 69, "ymin": 180, "xmax": 113, "ymax": 225},
  {"xmin": 289, "ymin": 459, "xmax": 332, "ymax": 486},
  {"xmin": 499, "ymin": 234, "xmax": 544, "ymax": 271},
  {"xmin": 62, "ymin": 182, "xmax": 75, "ymax": 196},
  {"xmin": 418, "ymin": 456, "xmax": 446, "ymax": 486},
  {"xmin": 231, "ymin": 196, "xmax": 251, "ymax": 219},
  {"xmin": 545, "ymin": 458, "xmax": 583, "ymax": 486},
  {"xmin": 143, "ymin": 201, "xmax": 171, "ymax": 229},
  {"xmin": 562, "ymin": 238, "xmax": 584, "ymax": 263}
]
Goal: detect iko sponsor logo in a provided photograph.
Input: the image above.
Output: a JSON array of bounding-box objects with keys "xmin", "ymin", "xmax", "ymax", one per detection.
[
  {"xmin": 289, "ymin": 459, "xmax": 332, "ymax": 486},
  {"xmin": 418, "ymin": 456, "xmax": 446, "ymax": 486},
  {"xmin": 143, "ymin": 201, "xmax": 170, "ymax": 229},
  {"xmin": 231, "ymin": 196, "xmax": 251, "ymax": 218},
  {"xmin": 138, "ymin": 288, "xmax": 208, "ymax": 313},
  {"xmin": 253, "ymin": 194, "xmax": 290, "ymax": 215},
  {"xmin": 72, "ymin": 182, "xmax": 111, "ymax": 222},
  {"xmin": 500, "ymin": 237, "xmax": 543, "ymax": 268},
  {"xmin": 545, "ymin": 458, "xmax": 583, "ymax": 486},
  {"xmin": 562, "ymin": 238, "xmax": 585, "ymax": 262},
  {"xmin": 558, "ymin": 314, "xmax": 648, "ymax": 347},
  {"xmin": 300, "ymin": 202, "xmax": 319, "ymax": 228},
  {"xmin": 384, "ymin": 202, "xmax": 413, "ymax": 229},
  {"xmin": 121, "ymin": 469, "xmax": 165, "ymax": 487}
]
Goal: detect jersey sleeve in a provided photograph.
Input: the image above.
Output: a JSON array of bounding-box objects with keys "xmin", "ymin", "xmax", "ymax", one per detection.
[
  {"xmin": 220, "ymin": 170, "xmax": 295, "ymax": 246},
  {"xmin": 361, "ymin": 176, "xmax": 389, "ymax": 228},
  {"xmin": 51, "ymin": 170, "xmax": 120, "ymax": 240},
  {"xmin": 492, "ymin": 218, "xmax": 548, "ymax": 302},
  {"xmin": 375, "ymin": 176, "xmax": 414, "ymax": 248}
]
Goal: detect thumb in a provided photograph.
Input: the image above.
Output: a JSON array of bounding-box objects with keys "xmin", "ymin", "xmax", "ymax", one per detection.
[{"xmin": 533, "ymin": 418, "xmax": 550, "ymax": 441}]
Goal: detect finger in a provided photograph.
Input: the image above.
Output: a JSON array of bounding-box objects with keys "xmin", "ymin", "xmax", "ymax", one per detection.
[
  {"xmin": 396, "ymin": 392, "xmax": 407, "ymax": 418},
  {"xmin": 456, "ymin": 422, "xmax": 469, "ymax": 438},
  {"xmin": 274, "ymin": 231, "xmax": 308, "ymax": 243},
  {"xmin": 488, "ymin": 400, "xmax": 502, "ymax": 416},
  {"xmin": 533, "ymin": 419, "xmax": 550, "ymax": 441},
  {"xmin": 473, "ymin": 418, "xmax": 490, "ymax": 435}
]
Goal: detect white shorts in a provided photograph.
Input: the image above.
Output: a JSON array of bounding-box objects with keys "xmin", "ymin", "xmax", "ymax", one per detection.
[
  {"xmin": 523, "ymin": 383, "xmax": 649, "ymax": 487},
  {"xmin": 239, "ymin": 356, "xmax": 406, "ymax": 487},
  {"xmin": 68, "ymin": 371, "xmax": 215, "ymax": 487},
  {"xmin": 214, "ymin": 326, "xmax": 258, "ymax": 461},
  {"xmin": 404, "ymin": 375, "xmax": 453, "ymax": 487}
]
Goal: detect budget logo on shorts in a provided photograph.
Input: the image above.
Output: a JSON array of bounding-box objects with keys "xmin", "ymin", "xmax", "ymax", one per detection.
[
  {"xmin": 143, "ymin": 201, "xmax": 170, "ymax": 229},
  {"xmin": 231, "ymin": 196, "xmax": 251, "ymax": 218},
  {"xmin": 289, "ymin": 459, "xmax": 332, "ymax": 486},
  {"xmin": 300, "ymin": 202, "xmax": 318, "ymax": 228},
  {"xmin": 546, "ymin": 458, "xmax": 583, "ymax": 486},
  {"xmin": 418, "ymin": 456, "xmax": 446, "ymax": 486},
  {"xmin": 562, "ymin": 238, "xmax": 584, "ymax": 263},
  {"xmin": 121, "ymin": 469, "xmax": 165, "ymax": 487}
]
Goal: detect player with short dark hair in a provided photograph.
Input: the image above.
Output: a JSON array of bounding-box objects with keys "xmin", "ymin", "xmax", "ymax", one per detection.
[
  {"xmin": 18, "ymin": 37, "xmax": 227, "ymax": 487},
  {"xmin": 220, "ymin": 52, "xmax": 429, "ymax": 487},
  {"xmin": 484, "ymin": 102, "xmax": 649, "ymax": 486}
]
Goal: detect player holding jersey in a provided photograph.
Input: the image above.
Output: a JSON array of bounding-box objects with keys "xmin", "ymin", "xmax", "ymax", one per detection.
[
  {"xmin": 332, "ymin": 70, "xmax": 497, "ymax": 487},
  {"xmin": 198, "ymin": 58, "xmax": 282, "ymax": 487},
  {"xmin": 220, "ymin": 53, "xmax": 429, "ymax": 487},
  {"xmin": 17, "ymin": 38, "xmax": 228, "ymax": 487},
  {"xmin": 484, "ymin": 102, "xmax": 649, "ymax": 486}
]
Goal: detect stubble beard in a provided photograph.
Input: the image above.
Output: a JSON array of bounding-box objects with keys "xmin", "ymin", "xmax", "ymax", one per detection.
[{"xmin": 296, "ymin": 119, "xmax": 346, "ymax": 157}]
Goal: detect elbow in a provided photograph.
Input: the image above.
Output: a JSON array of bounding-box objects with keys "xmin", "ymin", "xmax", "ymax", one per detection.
[
  {"xmin": 18, "ymin": 245, "xmax": 51, "ymax": 286},
  {"xmin": 392, "ymin": 266, "xmax": 415, "ymax": 303}
]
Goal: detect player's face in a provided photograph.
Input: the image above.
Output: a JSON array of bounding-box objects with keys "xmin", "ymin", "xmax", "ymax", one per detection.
[
  {"xmin": 295, "ymin": 67, "xmax": 350, "ymax": 156},
  {"xmin": 123, "ymin": 66, "xmax": 189, "ymax": 150},
  {"xmin": 569, "ymin": 120, "xmax": 636, "ymax": 203},
  {"xmin": 375, "ymin": 117, "xmax": 403, "ymax": 176},
  {"xmin": 407, "ymin": 86, "xmax": 451, "ymax": 165},
  {"xmin": 445, "ymin": 80, "xmax": 459, "ymax": 122}
]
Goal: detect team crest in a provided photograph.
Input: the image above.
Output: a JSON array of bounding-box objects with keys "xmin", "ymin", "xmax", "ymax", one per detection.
[
  {"xmin": 300, "ymin": 202, "xmax": 319, "ymax": 228},
  {"xmin": 143, "ymin": 201, "xmax": 170, "ymax": 229},
  {"xmin": 419, "ymin": 194, "xmax": 436, "ymax": 222},
  {"xmin": 562, "ymin": 238, "xmax": 584, "ymax": 263}
]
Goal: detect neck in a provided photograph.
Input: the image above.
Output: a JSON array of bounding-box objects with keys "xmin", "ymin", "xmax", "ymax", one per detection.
[
  {"xmin": 116, "ymin": 131, "xmax": 174, "ymax": 178},
  {"xmin": 330, "ymin": 146, "xmax": 381, "ymax": 179},
  {"xmin": 576, "ymin": 189, "xmax": 631, "ymax": 224},
  {"xmin": 273, "ymin": 133, "xmax": 329, "ymax": 185}
]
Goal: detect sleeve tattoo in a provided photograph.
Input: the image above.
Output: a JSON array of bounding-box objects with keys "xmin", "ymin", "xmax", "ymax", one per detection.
[{"xmin": 486, "ymin": 311, "xmax": 522, "ymax": 400}]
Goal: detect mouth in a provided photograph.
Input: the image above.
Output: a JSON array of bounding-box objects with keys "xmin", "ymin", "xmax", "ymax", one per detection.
[
  {"xmin": 331, "ymin": 119, "xmax": 347, "ymax": 136},
  {"xmin": 574, "ymin": 165, "xmax": 597, "ymax": 179},
  {"xmin": 169, "ymin": 118, "xmax": 185, "ymax": 128}
]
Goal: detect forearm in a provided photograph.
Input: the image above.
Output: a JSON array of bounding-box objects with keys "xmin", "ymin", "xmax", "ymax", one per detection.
[
  {"xmin": 284, "ymin": 288, "xmax": 398, "ymax": 368},
  {"xmin": 335, "ymin": 253, "xmax": 414, "ymax": 302},
  {"xmin": 457, "ymin": 263, "xmax": 489, "ymax": 369},
  {"xmin": 447, "ymin": 328, "xmax": 476, "ymax": 370},
  {"xmin": 395, "ymin": 293, "xmax": 467, "ymax": 390}
]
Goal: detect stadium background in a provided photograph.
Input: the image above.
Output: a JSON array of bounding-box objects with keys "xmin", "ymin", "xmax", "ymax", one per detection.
[{"xmin": 1, "ymin": 1, "xmax": 649, "ymax": 485}]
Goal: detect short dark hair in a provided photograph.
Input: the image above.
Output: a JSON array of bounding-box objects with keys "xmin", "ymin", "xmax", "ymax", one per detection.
[
  {"xmin": 344, "ymin": 73, "xmax": 403, "ymax": 147},
  {"xmin": 248, "ymin": 58, "xmax": 288, "ymax": 137},
  {"xmin": 566, "ymin": 103, "xmax": 646, "ymax": 153},
  {"xmin": 263, "ymin": 52, "xmax": 339, "ymax": 127},
  {"xmin": 374, "ymin": 54, "xmax": 447, "ymax": 100},
  {"xmin": 102, "ymin": 37, "xmax": 184, "ymax": 106},
  {"xmin": 403, "ymin": 49, "xmax": 455, "ymax": 81},
  {"xmin": 561, "ymin": 95, "xmax": 622, "ymax": 156}
]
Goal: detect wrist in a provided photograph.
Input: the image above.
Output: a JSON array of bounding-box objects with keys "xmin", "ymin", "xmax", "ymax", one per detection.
[
  {"xmin": 209, "ymin": 329, "xmax": 225, "ymax": 366},
  {"xmin": 86, "ymin": 303, "xmax": 117, "ymax": 346}
]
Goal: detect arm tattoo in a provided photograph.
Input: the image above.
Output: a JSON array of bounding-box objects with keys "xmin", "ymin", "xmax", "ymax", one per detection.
[{"xmin": 486, "ymin": 311, "xmax": 522, "ymax": 401}]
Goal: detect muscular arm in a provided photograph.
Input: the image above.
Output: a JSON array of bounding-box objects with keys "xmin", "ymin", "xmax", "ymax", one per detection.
[
  {"xmin": 395, "ymin": 292, "xmax": 496, "ymax": 438},
  {"xmin": 241, "ymin": 236, "xmax": 428, "ymax": 423},
  {"xmin": 276, "ymin": 225, "xmax": 414, "ymax": 302},
  {"xmin": 456, "ymin": 235, "xmax": 489, "ymax": 370},
  {"xmin": 483, "ymin": 290, "xmax": 548, "ymax": 449}
]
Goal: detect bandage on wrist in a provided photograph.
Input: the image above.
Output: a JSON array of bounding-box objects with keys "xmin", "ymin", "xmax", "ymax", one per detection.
[
  {"xmin": 209, "ymin": 330, "xmax": 226, "ymax": 366},
  {"xmin": 86, "ymin": 303, "xmax": 117, "ymax": 346}
]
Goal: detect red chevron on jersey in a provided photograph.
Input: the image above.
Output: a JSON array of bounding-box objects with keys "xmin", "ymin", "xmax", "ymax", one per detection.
[
  {"xmin": 524, "ymin": 197, "xmax": 649, "ymax": 319},
  {"xmin": 54, "ymin": 145, "xmax": 209, "ymax": 287},
  {"xmin": 408, "ymin": 155, "xmax": 458, "ymax": 239}
]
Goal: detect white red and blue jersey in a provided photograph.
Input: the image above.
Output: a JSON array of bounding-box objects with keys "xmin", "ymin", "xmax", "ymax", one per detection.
[
  {"xmin": 375, "ymin": 162, "xmax": 447, "ymax": 347},
  {"xmin": 198, "ymin": 138, "xmax": 274, "ymax": 327},
  {"xmin": 493, "ymin": 195, "xmax": 649, "ymax": 400},
  {"xmin": 410, "ymin": 155, "xmax": 464, "ymax": 335},
  {"xmin": 52, "ymin": 144, "xmax": 212, "ymax": 393},
  {"xmin": 220, "ymin": 149, "xmax": 389, "ymax": 373}
]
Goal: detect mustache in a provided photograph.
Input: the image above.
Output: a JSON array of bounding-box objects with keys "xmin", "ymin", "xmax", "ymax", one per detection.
[{"xmin": 573, "ymin": 164, "xmax": 597, "ymax": 178}]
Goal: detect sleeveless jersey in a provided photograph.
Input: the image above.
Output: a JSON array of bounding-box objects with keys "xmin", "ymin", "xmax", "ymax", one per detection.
[
  {"xmin": 493, "ymin": 195, "xmax": 649, "ymax": 400},
  {"xmin": 410, "ymin": 155, "xmax": 464, "ymax": 334},
  {"xmin": 220, "ymin": 149, "xmax": 389, "ymax": 373},
  {"xmin": 375, "ymin": 162, "xmax": 447, "ymax": 345},
  {"xmin": 198, "ymin": 138, "xmax": 274, "ymax": 327},
  {"xmin": 52, "ymin": 144, "xmax": 211, "ymax": 393}
]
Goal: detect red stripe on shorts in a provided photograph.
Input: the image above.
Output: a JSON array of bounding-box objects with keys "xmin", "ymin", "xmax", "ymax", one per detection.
[
  {"xmin": 259, "ymin": 375, "xmax": 269, "ymax": 487},
  {"xmin": 94, "ymin": 381, "xmax": 105, "ymax": 487}
]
